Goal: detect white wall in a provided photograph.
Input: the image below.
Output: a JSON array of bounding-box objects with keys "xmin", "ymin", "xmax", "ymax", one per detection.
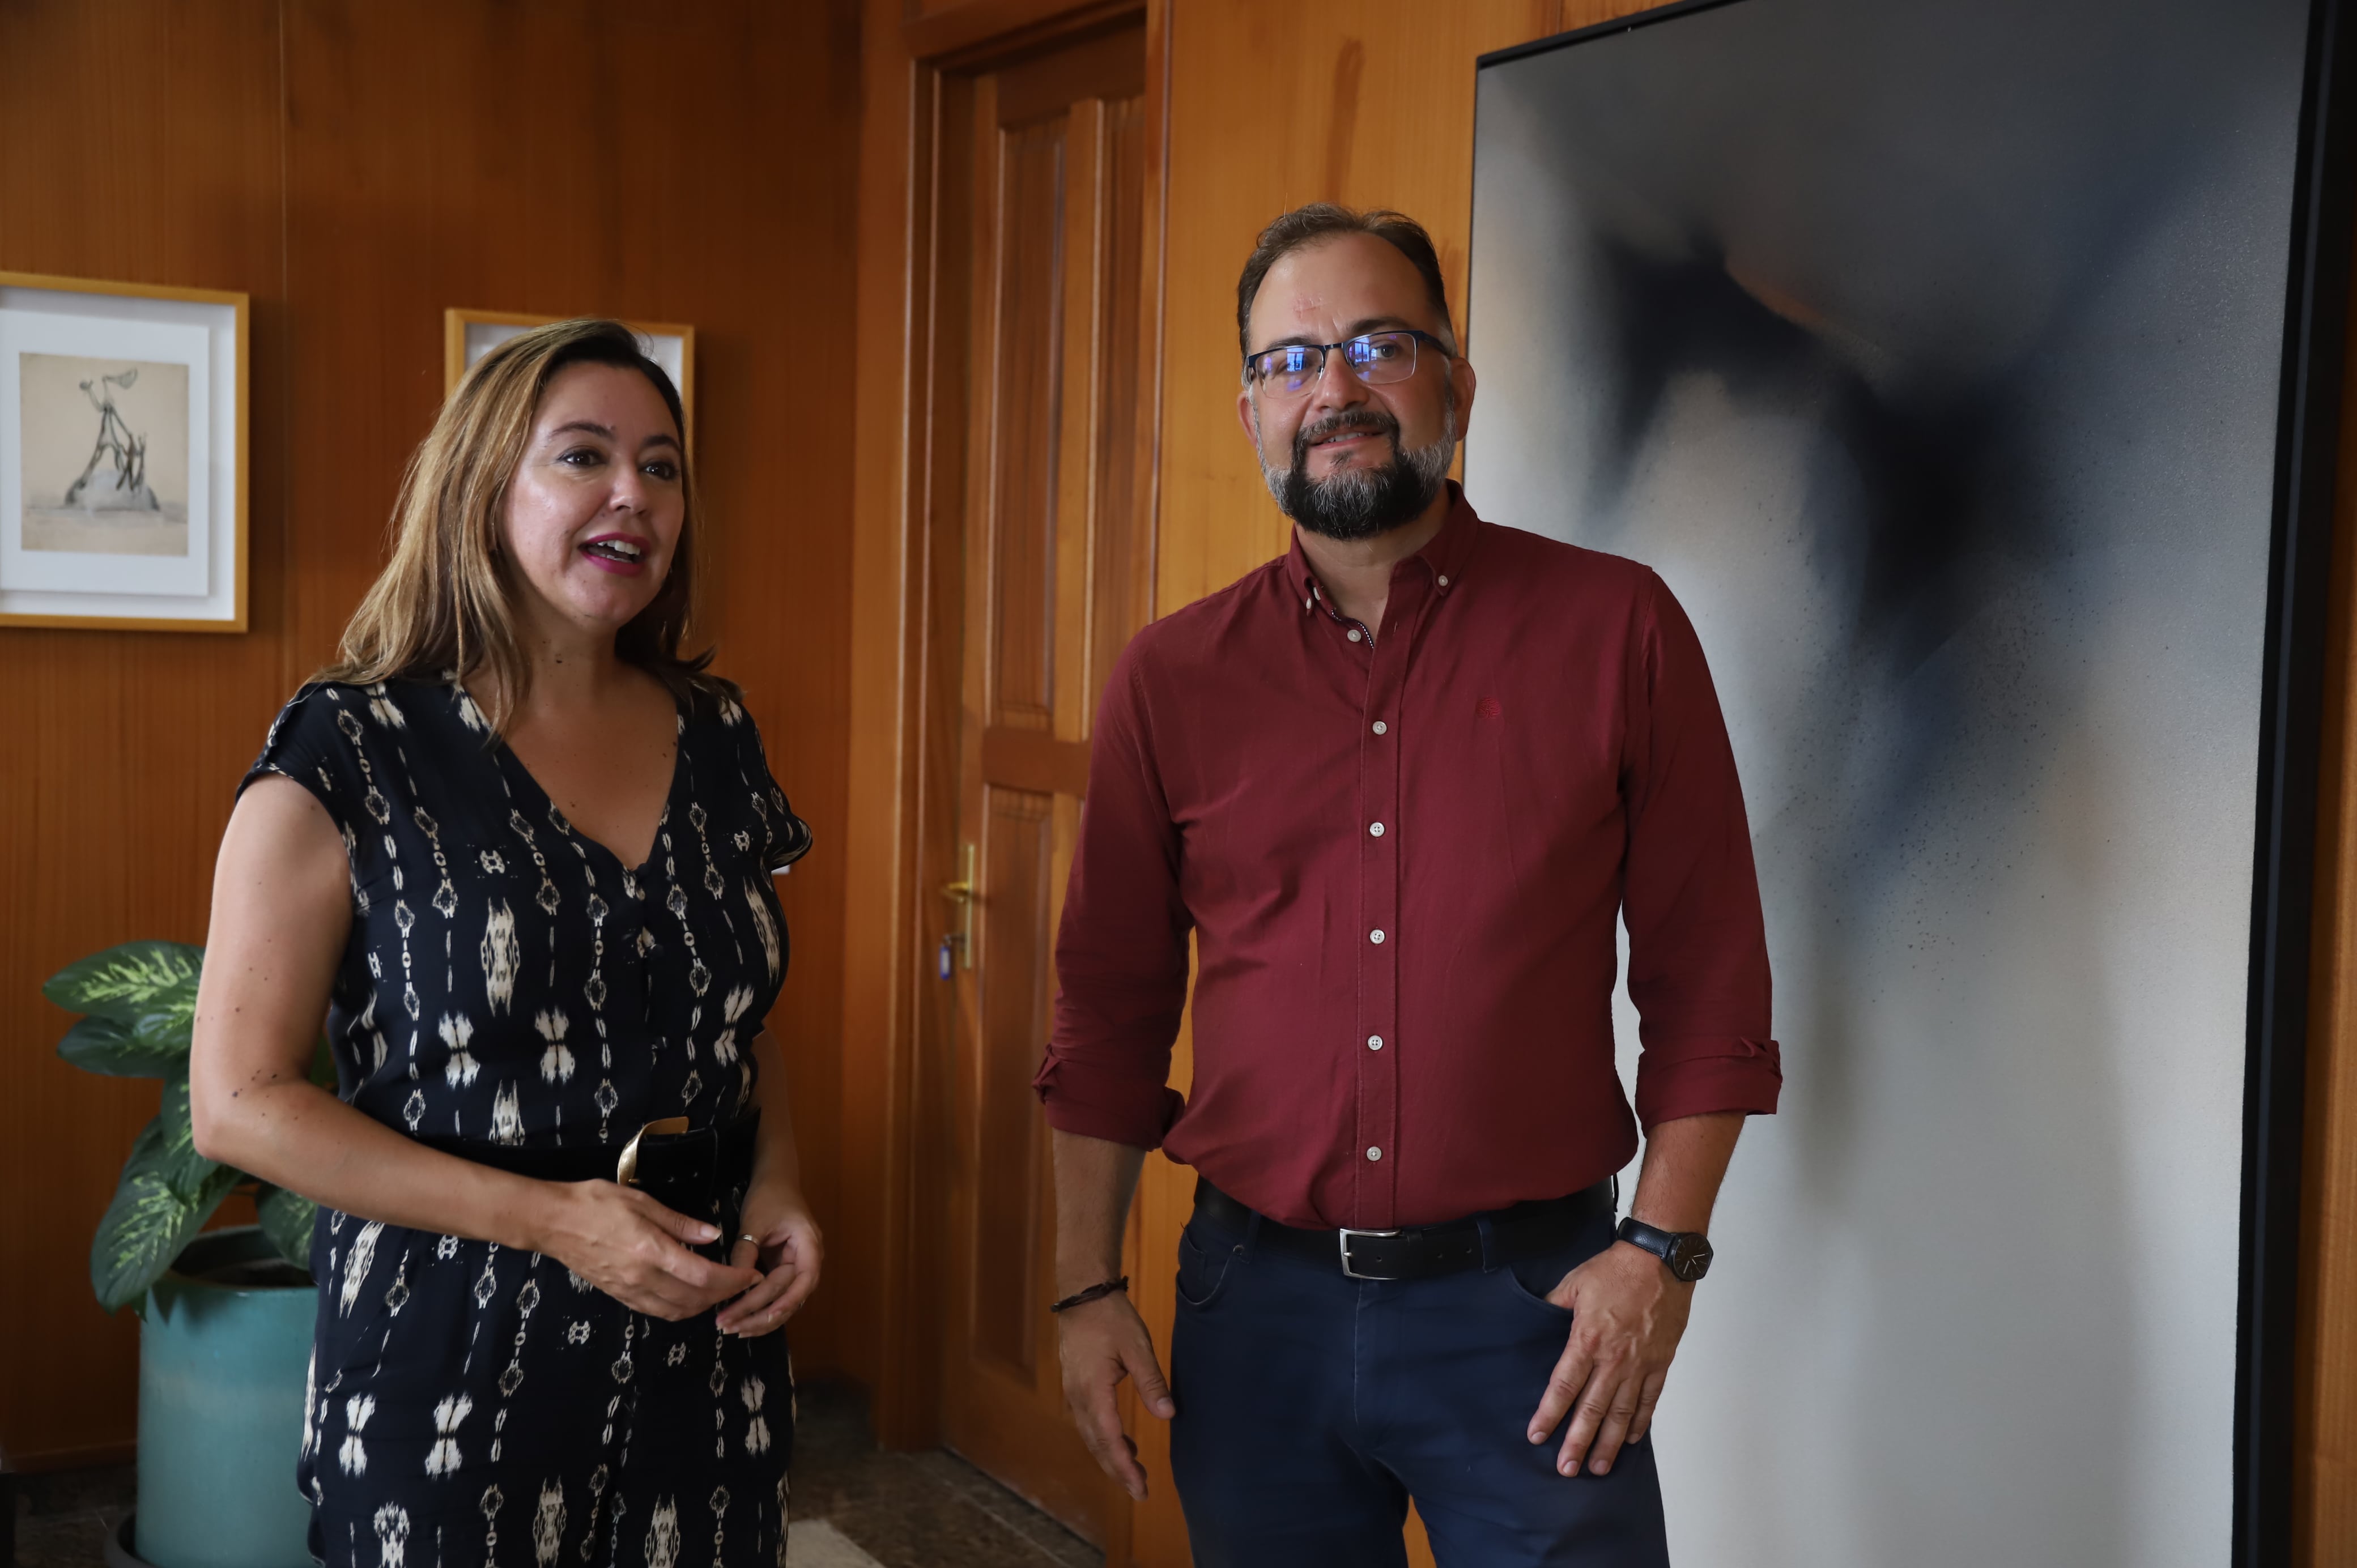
[{"xmin": 1466, "ymin": 1, "xmax": 2305, "ymax": 1560}]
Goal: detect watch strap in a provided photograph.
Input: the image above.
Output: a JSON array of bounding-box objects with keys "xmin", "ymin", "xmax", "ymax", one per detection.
[{"xmin": 1615, "ymin": 1216, "xmax": 1713, "ymax": 1282}]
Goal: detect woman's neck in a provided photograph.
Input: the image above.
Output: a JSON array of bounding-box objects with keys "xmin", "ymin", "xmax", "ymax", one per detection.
[{"xmin": 476, "ymin": 619, "xmax": 640, "ymax": 727}]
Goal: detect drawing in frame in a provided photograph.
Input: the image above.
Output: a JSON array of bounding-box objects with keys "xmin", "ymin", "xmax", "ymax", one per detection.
[
  {"xmin": 0, "ymin": 271, "xmax": 248, "ymax": 632},
  {"xmin": 443, "ymin": 309, "xmax": 695, "ymax": 449},
  {"xmin": 1465, "ymin": 0, "xmax": 2354, "ymax": 1562}
]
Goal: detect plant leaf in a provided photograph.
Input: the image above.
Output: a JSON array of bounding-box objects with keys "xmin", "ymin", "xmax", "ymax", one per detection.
[
  {"xmin": 309, "ymin": 1033, "xmax": 338, "ymax": 1090},
  {"xmin": 56, "ymin": 1014, "xmax": 180, "ymax": 1078},
  {"xmin": 126, "ymin": 1007, "xmax": 197, "ymax": 1062},
  {"xmin": 90, "ymin": 1115, "xmax": 238, "ymax": 1313},
  {"xmin": 254, "ymin": 1184, "xmax": 318, "ymax": 1269},
  {"xmin": 44, "ymin": 941, "xmax": 203, "ymax": 1035},
  {"xmin": 154, "ymin": 1072, "xmax": 212, "ymax": 1183}
]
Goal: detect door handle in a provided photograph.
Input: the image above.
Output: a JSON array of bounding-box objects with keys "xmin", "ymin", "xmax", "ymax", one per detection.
[{"xmin": 938, "ymin": 842, "xmax": 977, "ymax": 972}]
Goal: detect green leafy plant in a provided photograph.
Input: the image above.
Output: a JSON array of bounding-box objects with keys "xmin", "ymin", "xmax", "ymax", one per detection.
[{"xmin": 48, "ymin": 940, "xmax": 325, "ymax": 1311}]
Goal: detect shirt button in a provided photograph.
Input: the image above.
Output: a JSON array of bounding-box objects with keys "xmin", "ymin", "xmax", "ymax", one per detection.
[
  {"xmin": 1367, "ymin": 1146, "xmax": 1383, "ymax": 1161},
  {"xmin": 1347, "ymin": 628, "xmax": 1363, "ymax": 643},
  {"xmin": 1438, "ymin": 574, "xmax": 1450, "ymax": 587},
  {"xmin": 1369, "ymin": 929, "xmax": 1385, "ymax": 944},
  {"xmin": 1369, "ymin": 821, "xmax": 1385, "ymax": 837},
  {"xmin": 1372, "ymin": 721, "xmax": 1388, "ymax": 735},
  {"xmin": 1368, "ymin": 1035, "xmax": 1384, "ymax": 1050}
]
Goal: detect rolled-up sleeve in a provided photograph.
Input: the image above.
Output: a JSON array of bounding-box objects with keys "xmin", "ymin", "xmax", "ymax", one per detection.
[
  {"xmin": 1620, "ymin": 573, "xmax": 1784, "ymax": 1128},
  {"xmin": 1035, "ymin": 645, "xmax": 1192, "ymax": 1148}
]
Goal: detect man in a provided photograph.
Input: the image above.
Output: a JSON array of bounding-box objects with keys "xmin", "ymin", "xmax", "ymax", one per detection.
[{"xmin": 1036, "ymin": 204, "xmax": 1780, "ymax": 1566}]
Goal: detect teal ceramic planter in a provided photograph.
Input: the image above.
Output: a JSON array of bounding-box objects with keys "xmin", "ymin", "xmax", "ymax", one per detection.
[{"xmin": 135, "ymin": 1226, "xmax": 316, "ymax": 1568}]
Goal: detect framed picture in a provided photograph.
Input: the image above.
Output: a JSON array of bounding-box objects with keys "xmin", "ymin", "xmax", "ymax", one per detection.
[
  {"xmin": 0, "ymin": 272, "xmax": 248, "ymax": 632},
  {"xmin": 1467, "ymin": 0, "xmax": 2350, "ymax": 1562},
  {"xmin": 443, "ymin": 309, "xmax": 695, "ymax": 448}
]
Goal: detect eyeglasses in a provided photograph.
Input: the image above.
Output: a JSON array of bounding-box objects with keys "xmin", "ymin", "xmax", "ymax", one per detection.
[{"xmin": 1243, "ymin": 329, "xmax": 1451, "ymax": 398}]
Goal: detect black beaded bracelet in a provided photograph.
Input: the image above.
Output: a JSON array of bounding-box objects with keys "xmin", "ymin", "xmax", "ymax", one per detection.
[{"xmin": 1048, "ymin": 1276, "xmax": 1130, "ymax": 1314}]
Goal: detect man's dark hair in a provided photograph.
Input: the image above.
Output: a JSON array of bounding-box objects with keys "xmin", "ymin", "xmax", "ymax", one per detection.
[{"xmin": 1236, "ymin": 204, "xmax": 1456, "ymax": 362}]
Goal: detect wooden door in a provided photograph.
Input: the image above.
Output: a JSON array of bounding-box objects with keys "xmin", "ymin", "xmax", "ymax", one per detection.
[{"xmin": 939, "ymin": 20, "xmax": 1154, "ymax": 1556}]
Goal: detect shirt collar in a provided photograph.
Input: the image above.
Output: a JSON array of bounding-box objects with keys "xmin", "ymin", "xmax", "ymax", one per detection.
[{"xmin": 1287, "ymin": 481, "xmax": 1485, "ymax": 612}]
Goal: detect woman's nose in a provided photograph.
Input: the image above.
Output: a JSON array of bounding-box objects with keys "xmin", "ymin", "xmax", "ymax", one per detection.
[{"xmin": 609, "ymin": 465, "xmax": 652, "ymax": 512}]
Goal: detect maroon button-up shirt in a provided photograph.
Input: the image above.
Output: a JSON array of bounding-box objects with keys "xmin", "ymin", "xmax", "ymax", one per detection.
[{"xmin": 1036, "ymin": 487, "xmax": 1780, "ymax": 1230}]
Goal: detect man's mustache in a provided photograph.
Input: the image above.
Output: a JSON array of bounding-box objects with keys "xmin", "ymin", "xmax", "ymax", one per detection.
[{"xmin": 1291, "ymin": 411, "xmax": 1402, "ymax": 472}]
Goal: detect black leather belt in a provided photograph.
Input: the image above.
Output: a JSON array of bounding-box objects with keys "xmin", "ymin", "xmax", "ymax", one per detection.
[
  {"xmin": 1193, "ymin": 1177, "xmax": 1614, "ymax": 1281},
  {"xmin": 423, "ymin": 1112, "xmax": 760, "ymax": 1259}
]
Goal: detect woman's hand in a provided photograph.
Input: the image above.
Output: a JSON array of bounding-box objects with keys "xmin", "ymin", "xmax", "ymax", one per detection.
[
  {"xmin": 715, "ymin": 1181, "xmax": 823, "ymax": 1336},
  {"xmin": 531, "ymin": 1179, "xmax": 761, "ymax": 1322}
]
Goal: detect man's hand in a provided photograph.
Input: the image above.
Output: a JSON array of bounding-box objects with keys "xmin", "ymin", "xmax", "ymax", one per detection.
[
  {"xmin": 1056, "ymin": 1290, "xmax": 1178, "ymax": 1501},
  {"xmin": 1526, "ymin": 1240, "xmax": 1693, "ymax": 1477}
]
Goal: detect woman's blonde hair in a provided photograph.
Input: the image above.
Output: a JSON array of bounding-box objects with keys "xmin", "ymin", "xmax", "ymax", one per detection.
[{"xmin": 322, "ymin": 317, "xmax": 727, "ymax": 731}]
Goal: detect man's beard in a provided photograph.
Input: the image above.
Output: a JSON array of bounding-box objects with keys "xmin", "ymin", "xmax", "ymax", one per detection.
[{"xmin": 1259, "ymin": 403, "xmax": 1456, "ymax": 542}]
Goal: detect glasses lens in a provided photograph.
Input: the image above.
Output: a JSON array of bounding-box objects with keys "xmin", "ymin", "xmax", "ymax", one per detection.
[
  {"xmin": 1344, "ymin": 332, "xmax": 1419, "ymax": 385},
  {"xmin": 1253, "ymin": 344, "xmax": 1324, "ymax": 395}
]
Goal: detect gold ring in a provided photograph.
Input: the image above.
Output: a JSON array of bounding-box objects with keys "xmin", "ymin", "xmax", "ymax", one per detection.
[{"xmin": 739, "ymin": 1233, "xmax": 761, "ymax": 1245}]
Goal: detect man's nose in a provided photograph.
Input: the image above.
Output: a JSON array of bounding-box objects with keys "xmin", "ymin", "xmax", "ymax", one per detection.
[{"xmin": 1309, "ymin": 350, "xmax": 1371, "ymax": 412}]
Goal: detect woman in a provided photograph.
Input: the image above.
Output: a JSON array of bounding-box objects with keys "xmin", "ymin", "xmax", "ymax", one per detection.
[{"xmin": 191, "ymin": 319, "xmax": 819, "ymax": 1566}]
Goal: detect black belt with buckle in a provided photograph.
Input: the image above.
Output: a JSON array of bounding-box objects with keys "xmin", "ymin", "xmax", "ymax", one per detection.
[
  {"xmin": 422, "ymin": 1111, "xmax": 760, "ymax": 1259},
  {"xmin": 1193, "ymin": 1176, "xmax": 1614, "ymax": 1281}
]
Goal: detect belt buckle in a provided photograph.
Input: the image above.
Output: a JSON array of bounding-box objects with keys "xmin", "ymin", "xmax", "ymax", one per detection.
[
  {"xmin": 1337, "ymin": 1227, "xmax": 1403, "ymax": 1280},
  {"xmin": 615, "ymin": 1117, "xmax": 691, "ymax": 1187}
]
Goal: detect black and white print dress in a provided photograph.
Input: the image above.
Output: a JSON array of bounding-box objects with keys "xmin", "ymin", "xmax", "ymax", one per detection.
[{"xmin": 242, "ymin": 676, "xmax": 812, "ymax": 1568}]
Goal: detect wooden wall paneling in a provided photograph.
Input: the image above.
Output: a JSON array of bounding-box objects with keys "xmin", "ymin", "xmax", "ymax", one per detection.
[
  {"xmin": 2295, "ymin": 244, "xmax": 2357, "ymax": 1567},
  {"xmin": 1, "ymin": 0, "xmax": 864, "ymax": 1468},
  {"xmin": 908, "ymin": 0, "xmax": 1142, "ymax": 64},
  {"xmin": 837, "ymin": 0, "xmax": 975, "ymax": 1445},
  {"xmin": 0, "ymin": 0, "xmax": 289, "ymax": 1468},
  {"xmin": 279, "ymin": 0, "xmax": 865, "ymax": 1373},
  {"xmin": 1151, "ymin": 0, "xmax": 1583, "ymax": 621}
]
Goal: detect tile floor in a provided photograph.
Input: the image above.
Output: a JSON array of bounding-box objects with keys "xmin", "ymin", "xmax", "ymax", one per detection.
[{"xmin": 6, "ymin": 1380, "xmax": 1099, "ymax": 1568}]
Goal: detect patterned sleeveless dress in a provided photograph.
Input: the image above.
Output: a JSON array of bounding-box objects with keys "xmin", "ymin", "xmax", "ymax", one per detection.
[{"xmin": 242, "ymin": 675, "xmax": 811, "ymax": 1568}]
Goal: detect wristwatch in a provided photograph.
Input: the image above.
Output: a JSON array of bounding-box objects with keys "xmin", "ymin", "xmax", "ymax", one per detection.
[{"xmin": 1615, "ymin": 1217, "xmax": 1713, "ymax": 1283}]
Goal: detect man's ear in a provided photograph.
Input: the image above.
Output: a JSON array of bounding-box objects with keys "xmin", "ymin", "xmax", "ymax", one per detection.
[
  {"xmin": 1236, "ymin": 384, "xmax": 1260, "ymax": 450},
  {"xmin": 1451, "ymin": 357, "xmax": 1478, "ymax": 444}
]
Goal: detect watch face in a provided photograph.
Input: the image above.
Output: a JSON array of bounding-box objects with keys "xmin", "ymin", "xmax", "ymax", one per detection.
[{"xmin": 1667, "ymin": 1234, "xmax": 1714, "ymax": 1282}]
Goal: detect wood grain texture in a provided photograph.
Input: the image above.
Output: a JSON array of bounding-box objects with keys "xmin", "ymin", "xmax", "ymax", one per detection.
[
  {"xmin": 2294, "ymin": 246, "xmax": 2357, "ymax": 1568},
  {"xmin": 906, "ymin": 0, "xmax": 1141, "ymax": 65},
  {"xmin": 940, "ymin": 28, "xmax": 1150, "ymax": 1551},
  {"xmin": 973, "ymin": 783, "xmax": 1057, "ymax": 1374},
  {"xmin": 0, "ymin": 0, "xmax": 288, "ymax": 1468},
  {"xmin": 985, "ymin": 113, "xmax": 1067, "ymax": 732},
  {"xmin": 835, "ymin": 0, "xmax": 1164, "ymax": 1475},
  {"xmin": 0, "ymin": 0, "xmax": 862, "ymax": 1464}
]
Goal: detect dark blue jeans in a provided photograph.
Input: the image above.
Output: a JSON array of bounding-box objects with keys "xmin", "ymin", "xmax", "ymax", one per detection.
[{"xmin": 1167, "ymin": 1202, "xmax": 1671, "ymax": 1568}]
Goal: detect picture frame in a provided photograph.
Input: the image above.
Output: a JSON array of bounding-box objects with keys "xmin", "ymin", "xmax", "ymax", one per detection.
[
  {"xmin": 443, "ymin": 309, "xmax": 696, "ymax": 449},
  {"xmin": 0, "ymin": 271, "xmax": 248, "ymax": 632}
]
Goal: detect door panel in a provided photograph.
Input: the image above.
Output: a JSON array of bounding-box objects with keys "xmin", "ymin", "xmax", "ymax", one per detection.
[
  {"xmin": 987, "ymin": 117, "xmax": 1066, "ymax": 735},
  {"xmin": 943, "ymin": 19, "xmax": 1152, "ymax": 1558},
  {"xmin": 974, "ymin": 785, "xmax": 1056, "ymax": 1374}
]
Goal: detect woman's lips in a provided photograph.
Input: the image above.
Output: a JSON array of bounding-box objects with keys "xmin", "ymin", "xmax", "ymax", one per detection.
[{"xmin": 580, "ymin": 536, "xmax": 649, "ymax": 574}]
